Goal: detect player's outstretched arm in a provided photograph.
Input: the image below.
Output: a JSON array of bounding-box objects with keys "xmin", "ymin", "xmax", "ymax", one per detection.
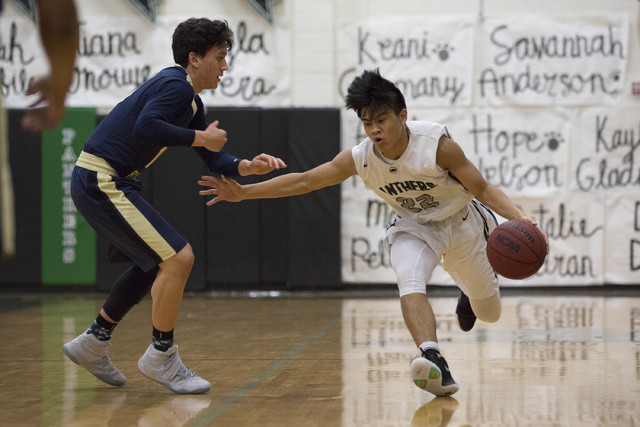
[{"xmin": 199, "ymin": 149, "xmax": 356, "ymax": 205}]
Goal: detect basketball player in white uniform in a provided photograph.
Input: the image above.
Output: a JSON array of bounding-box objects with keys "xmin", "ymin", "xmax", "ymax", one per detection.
[{"xmin": 198, "ymin": 69, "xmax": 547, "ymax": 397}]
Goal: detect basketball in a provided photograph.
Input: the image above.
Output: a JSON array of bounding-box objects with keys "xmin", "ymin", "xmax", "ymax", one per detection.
[{"xmin": 486, "ymin": 219, "xmax": 547, "ymax": 280}]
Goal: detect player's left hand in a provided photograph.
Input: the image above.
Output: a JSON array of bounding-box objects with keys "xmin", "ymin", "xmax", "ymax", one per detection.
[
  {"xmin": 21, "ymin": 75, "xmax": 68, "ymax": 133},
  {"xmin": 241, "ymin": 153, "xmax": 287, "ymax": 176}
]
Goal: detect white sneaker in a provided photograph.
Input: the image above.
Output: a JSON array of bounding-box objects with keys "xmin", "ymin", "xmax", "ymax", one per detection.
[
  {"xmin": 410, "ymin": 349, "xmax": 459, "ymax": 397},
  {"xmin": 63, "ymin": 330, "xmax": 127, "ymax": 386},
  {"xmin": 138, "ymin": 344, "xmax": 210, "ymax": 394}
]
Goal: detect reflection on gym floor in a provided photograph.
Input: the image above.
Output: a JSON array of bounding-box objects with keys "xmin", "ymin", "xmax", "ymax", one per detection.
[{"xmin": 0, "ymin": 291, "xmax": 638, "ymax": 426}]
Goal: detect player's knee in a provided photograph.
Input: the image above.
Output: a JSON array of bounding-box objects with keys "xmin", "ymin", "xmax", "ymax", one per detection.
[
  {"xmin": 478, "ymin": 310, "xmax": 501, "ymax": 323},
  {"xmin": 471, "ymin": 296, "xmax": 502, "ymax": 323},
  {"xmin": 397, "ymin": 279, "xmax": 426, "ymax": 297},
  {"xmin": 159, "ymin": 244, "xmax": 194, "ymax": 284},
  {"xmin": 173, "ymin": 244, "xmax": 195, "ymax": 270}
]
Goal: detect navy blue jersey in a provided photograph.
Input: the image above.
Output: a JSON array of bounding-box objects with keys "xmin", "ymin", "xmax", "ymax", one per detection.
[{"xmin": 83, "ymin": 66, "xmax": 241, "ymax": 178}]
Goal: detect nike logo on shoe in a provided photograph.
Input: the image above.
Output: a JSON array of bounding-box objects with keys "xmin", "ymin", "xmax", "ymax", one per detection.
[{"xmin": 462, "ymin": 212, "xmax": 469, "ymax": 221}]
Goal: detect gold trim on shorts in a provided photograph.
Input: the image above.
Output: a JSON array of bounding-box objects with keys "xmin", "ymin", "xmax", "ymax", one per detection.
[{"xmin": 76, "ymin": 151, "xmax": 119, "ymax": 177}]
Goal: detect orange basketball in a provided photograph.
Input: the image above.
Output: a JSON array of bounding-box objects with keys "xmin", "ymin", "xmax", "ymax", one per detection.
[{"xmin": 486, "ymin": 219, "xmax": 547, "ymax": 280}]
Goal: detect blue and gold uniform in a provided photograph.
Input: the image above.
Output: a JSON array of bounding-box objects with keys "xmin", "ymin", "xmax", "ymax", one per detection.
[{"xmin": 71, "ymin": 66, "xmax": 241, "ymax": 271}]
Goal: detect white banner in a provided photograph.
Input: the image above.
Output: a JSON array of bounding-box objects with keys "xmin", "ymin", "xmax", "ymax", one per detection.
[
  {"xmin": 570, "ymin": 108, "xmax": 640, "ymax": 194},
  {"xmin": 181, "ymin": 16, "xmax": 291, "ymax": 107},
  {"xmin": 71, "ymin": 16, "xmax": 169, "ymax": 108},
  {"xmin": 569, "ymin": 107, "xmax": 640, "ymax": 284},
  {"xmin": 0, "ymin": 10, "xmax": 50, "ymax": 105},
  {"xmin": 605, "ymin": 193, "xmax": 640, "ymax": 283},
  {"xmin": 0, "ymin": 9, "xmax": 290, "ymax": 108},
  {"xmin": 478, "ymin": 14, "xmax": 629, "ymax": 106},
  {"xmin": 450, "ymin": 108, "xmax": 573, "ymax": 198},
  {"xmin": 336, "ymin": 16, "xmax": 475, "ymax": 108}
]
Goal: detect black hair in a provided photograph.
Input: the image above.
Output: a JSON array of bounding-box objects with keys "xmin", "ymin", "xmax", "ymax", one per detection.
[
  {"xmin": 345, "ymin": 69, "xmax": 407, "ymax": 119},
  {"xmin": 172, "ymin": 18, "xmax": 234, "ymax": 67}
]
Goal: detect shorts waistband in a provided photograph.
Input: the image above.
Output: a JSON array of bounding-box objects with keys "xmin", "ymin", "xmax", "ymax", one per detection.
[{"xmin": 76, "ymin": 151, "xmax": 119, "ymax": 177}]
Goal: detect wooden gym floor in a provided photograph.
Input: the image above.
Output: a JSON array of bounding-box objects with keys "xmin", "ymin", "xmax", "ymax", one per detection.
[{"xmin": 0, "ymin": 288, "xmax": 639, "ymax": 426}]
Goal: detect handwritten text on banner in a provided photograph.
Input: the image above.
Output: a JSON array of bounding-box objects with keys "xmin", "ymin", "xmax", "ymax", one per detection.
[
  {"xmin": 478, "ymin": 14, "xmax": 629, "ymax": 106},
  {"xmin": 0, "ymin": 12, "xmax": 290, "ymax": 108},
  {"xmin": 336, "ymin": 16, "xmax": 475, "ymax": 107}
]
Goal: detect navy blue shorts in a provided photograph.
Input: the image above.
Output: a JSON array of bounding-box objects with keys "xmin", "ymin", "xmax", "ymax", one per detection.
[{"xmin": 71, "ymin": 166, "xmax": 188, "ymax": 272}]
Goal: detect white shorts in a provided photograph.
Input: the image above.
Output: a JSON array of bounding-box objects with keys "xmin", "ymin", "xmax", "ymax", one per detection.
[{"xmin": 385, "ymin": 199, "xmax": 499, "ymax": 300}]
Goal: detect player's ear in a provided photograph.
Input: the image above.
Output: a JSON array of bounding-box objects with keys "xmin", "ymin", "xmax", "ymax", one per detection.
[
  {"xmin": 188, "ymin": 51, "xmax": 200, "ymax": 67},
  {"xmin": 399, "ymin": 108, "xmax": 408, "ymax": 124}
]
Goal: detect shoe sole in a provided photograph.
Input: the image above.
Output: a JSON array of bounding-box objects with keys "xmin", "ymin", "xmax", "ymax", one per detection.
[
  {"xmin": 62, "ymin": 342, "xmax": 126, "ymax": 387},
  {"xmin": 138, "ymin": 359, "xmax": 210, "ymax": 395},
  {"xmin": 410, "ymin": 357, "xmax": 459, "ymax": 397}
]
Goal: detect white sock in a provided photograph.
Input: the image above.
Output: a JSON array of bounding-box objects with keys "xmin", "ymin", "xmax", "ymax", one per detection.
[{"xmin": 419, "ymin": 341, "xmax": 439, "ymax": 354}]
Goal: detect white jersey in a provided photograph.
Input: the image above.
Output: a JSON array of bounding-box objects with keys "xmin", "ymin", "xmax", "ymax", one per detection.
[{"xmin": 351, "ymin": 121, "xmax": 473, "ymax": 223}]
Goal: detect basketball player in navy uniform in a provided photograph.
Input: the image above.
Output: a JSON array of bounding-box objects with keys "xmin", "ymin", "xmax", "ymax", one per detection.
[
  {"xmin": 62, "ymin": 18, "xmax": 286, "ymax": 394},
  {"xmin": 199, "ymin": 69, "xmax": 547, "ymax": 397}
]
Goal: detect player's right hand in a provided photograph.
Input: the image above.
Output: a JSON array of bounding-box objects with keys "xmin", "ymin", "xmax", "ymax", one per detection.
[{"xmin": 195, "ymin": 120, "xmax": 227, "ymax": 152}]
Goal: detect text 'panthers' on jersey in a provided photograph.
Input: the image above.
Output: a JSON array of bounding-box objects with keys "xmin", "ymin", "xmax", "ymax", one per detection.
[{"xmin": 352, "ymin": 121, "xmax": 473, "ymax": 223}]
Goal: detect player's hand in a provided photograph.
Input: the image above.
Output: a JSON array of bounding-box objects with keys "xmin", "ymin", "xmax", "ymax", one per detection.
[
  {"xmin": 239, "ymin": 153, "xmax": 287, "ymax": 176},
  {"xmin": 198, "ymin": 175, "xmax": 243, "ymax": 205},
  {"xmin": 21, "ymin": 75, "xmax": 68, "ymax": 133},
  {"xmin": 521, "ymin": 216, "xmax": 549, "ymax": 254},
  {"xmin": 194, "ymin": 121, "xmax": 227, "ymax": 152}
]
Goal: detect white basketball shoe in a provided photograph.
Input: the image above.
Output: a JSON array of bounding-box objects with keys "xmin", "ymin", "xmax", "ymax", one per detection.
[
  {"xmin": 63, "ymin": 330, "xmax": 127, "ymax": 386},
  {"xmin": 138, "ymin": 344, "xmax": 210, "ymax": 394}
]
